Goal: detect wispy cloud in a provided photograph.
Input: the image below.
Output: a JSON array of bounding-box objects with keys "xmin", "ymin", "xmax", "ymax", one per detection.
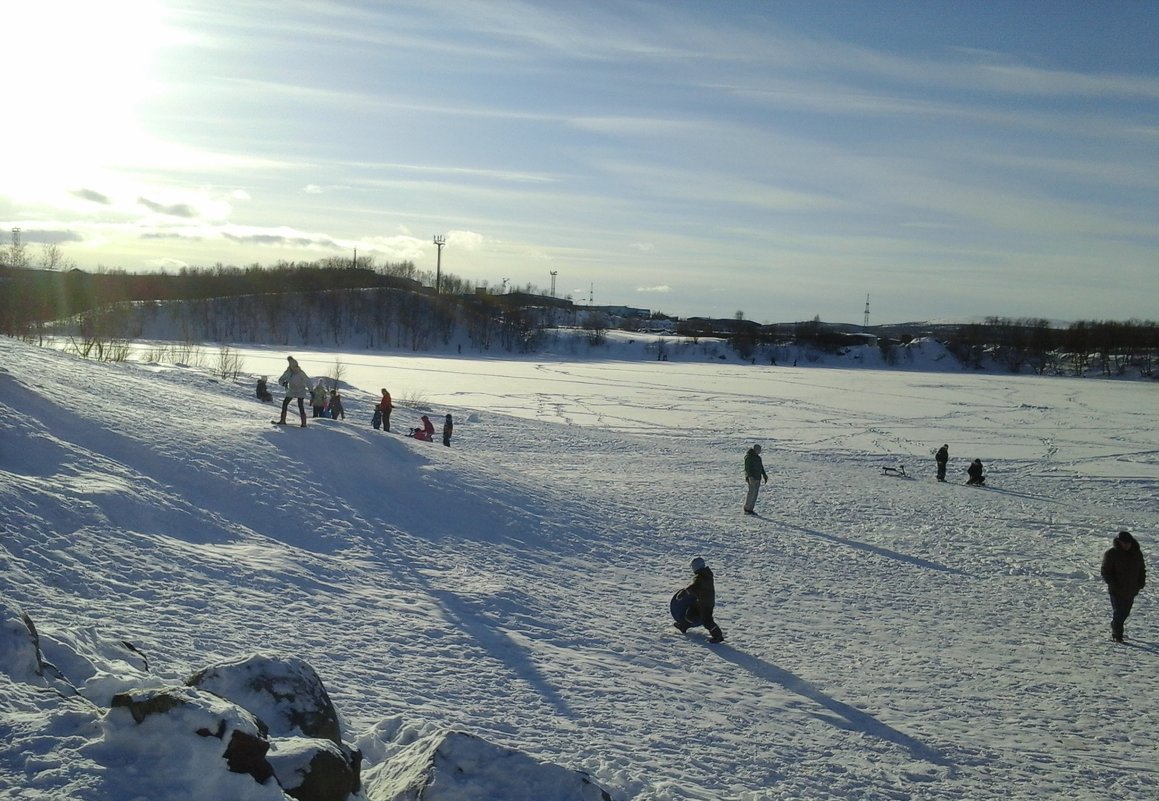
[
  {"xmin": 138, "ymin": 197, "xmax": 198, "ymax": 218},
  {"xmin": 72, "ymin": 188, "xmax": 113, "ymax": 205}
]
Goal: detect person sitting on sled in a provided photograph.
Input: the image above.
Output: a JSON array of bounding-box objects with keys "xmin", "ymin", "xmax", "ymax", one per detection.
[
  {"xmin": 966, "ymin": 458, "xmax": 986, "ymax": 485},
  {"xmin": 255, "ymin": 376, "xmax": 273, "ymax": 402},
  {"xmin": 411, "ymin": 414, "xmax": 435, "ymax": 441},
  {"xmin": 673, "ymin": 557, "xmax": 725, "ymax": 643}
]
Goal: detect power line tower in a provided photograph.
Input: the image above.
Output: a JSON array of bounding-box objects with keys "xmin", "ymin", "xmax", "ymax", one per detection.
[
  {"xmin": 432, "ymin": 235, "xmax": 446, "ymax": 294},
  {"xmin": 549, "ymin": 270, "xmax": 557, "ymax": 298},
  {"xmin": 863, "ymin": 294, "xmax": 871, "ymax": 328}
]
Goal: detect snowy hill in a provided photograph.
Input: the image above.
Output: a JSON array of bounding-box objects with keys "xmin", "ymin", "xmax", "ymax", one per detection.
[{"xmin": 2, "ymin": 335, "xmax": 1157, "ymax": 800}]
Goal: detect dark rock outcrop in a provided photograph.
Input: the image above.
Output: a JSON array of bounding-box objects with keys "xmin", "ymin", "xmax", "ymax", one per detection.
[{"xmin": 187, "ymin": 653, "xmax": 342, "ymax": 743}]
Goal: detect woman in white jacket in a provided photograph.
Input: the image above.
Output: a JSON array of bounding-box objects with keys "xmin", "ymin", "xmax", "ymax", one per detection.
[{"xmin": 276, "ymin": 356, "xmax": 311, "ymax": 427}]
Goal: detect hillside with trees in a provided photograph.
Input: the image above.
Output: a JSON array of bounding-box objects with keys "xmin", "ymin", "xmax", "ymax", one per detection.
[{"xmin": 1, "ymin": 261, "xmax": 1155, "ymax": 378}]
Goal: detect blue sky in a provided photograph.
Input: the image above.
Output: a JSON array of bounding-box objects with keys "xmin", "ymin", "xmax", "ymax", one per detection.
[{"xmin": 2, "ymin": 1, "xmax": 1156, "ymax": 324}]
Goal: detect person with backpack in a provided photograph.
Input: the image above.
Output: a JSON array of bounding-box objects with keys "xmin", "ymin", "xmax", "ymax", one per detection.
[
  {"xmin": 1101, "ymin": 530, "xmax": 1146, "ymax": 643},
  {"xmin": 743, "ymin": 444, "xmax": 768, "ymax": 515},
  {"xmin": 276, "ymin": 356, "xmax": 310, "ymax": 427}
]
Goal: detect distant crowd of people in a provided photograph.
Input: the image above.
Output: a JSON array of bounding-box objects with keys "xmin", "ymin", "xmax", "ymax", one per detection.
[{"xmin": 261, "ymin": 356, "xmax": 453, "ymax": 447}]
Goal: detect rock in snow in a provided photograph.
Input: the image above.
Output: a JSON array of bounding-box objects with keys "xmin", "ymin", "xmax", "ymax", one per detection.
[{"xmin": 3, "ymin": 617, "xmax": 613, "ymax": 801}]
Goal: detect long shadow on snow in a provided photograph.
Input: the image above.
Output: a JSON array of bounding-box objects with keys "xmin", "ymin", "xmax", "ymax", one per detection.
[
  {"xmin": 0, "ymin": 371, "xmax": 343, "ymax": 555},
  {"xmin": 777, "ymin": 521, "xmax": 970, "ymax": 576},
  {"xmin": 422, "ymin": 582, "xmax": 576, "ymax": 721},
  {"xmin": 712, "ymin": 645, "xmax": 956, "ymax": 770}
]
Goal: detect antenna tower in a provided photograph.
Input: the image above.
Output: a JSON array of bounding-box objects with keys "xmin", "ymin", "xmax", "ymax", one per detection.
[
  {"xmin": 863, "ymin": 294, "xmax": 870, "ymax": 328},
  {"xmin": 549, "ymin": 270, "xmax": 558, "ymax": 298}
]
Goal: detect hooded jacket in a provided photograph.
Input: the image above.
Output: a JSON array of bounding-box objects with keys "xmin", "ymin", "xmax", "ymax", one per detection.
[
  {"xmin": 278, "ymin": 363, "xmax": 311, "ymax": 399},
  {"xmin": 311, "ymin": 383, "xmax": 329, "ymax": 407},
  {"xmin": 744, "ymin": 448, "xmax": 768, "ymax": 482},
  {"xmin": 1102, "ymin": 532, "xmax": 1146, "ymax": 599}
]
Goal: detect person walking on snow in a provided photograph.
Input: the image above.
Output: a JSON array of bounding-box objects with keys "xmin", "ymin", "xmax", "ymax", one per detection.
[
  {"xmin": 442, "ymin": 413, "xmax": 453, "ymax": 447},
  {"xmin": 1101, "ymin": 530, "xmax": 1146, "ymax": 643},
  {"xmin": 674, "ymin": 557, "xmax": 724, "ymax": 643},
  {"xmin": 935, "ymin": 444, "xmax": 949, "ymax": 482},
  {"xmin": 743, "ymin": 444, "xmax": 768, "ymax": 515},
  {"xmin": 276, "ymin": 356, "xmax": 311, "ymax": 427}
]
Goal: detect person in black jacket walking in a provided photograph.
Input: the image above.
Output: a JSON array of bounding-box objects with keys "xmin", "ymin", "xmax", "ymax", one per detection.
[
  {"xmin": 674, "ymin": 557, "xmax": 724, "ymax": 643},
  {"xmin": 1101, "ymin": 530, "xmax": 1146, "ymax": 643}
]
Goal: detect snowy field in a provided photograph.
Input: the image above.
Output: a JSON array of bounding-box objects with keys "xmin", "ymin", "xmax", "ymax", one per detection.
[{"xmin": 2, "ymin": 334, "xmax": 1157, "ymax": 801}]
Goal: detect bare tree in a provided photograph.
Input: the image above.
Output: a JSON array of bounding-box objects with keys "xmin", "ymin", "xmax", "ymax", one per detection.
[
  {"xmin": 40, "ymin": 242, "xmax": 75, "ymax": 271},
  {"xmin": 215, "ymin": 345, "xmax": 245, "ymax": 379}
]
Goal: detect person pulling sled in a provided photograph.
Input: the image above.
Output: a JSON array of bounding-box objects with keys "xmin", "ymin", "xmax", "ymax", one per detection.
[{"xmin": 670, "ymin": 557, "xmax": 724, "ymax": 643}]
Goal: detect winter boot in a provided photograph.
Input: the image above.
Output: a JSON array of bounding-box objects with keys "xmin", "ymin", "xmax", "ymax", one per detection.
[
  {"xmin": 707, "ymin": 626, "xmax": 724, "ymax": 643},
  {"xmin": 673, "ymin": 622, "xmax": 688, "ymax": 634}
]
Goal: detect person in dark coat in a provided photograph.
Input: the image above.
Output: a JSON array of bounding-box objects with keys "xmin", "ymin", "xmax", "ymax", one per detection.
[
  {"xmin": 442, "ymin": 414, "xmax": 453, "ymax": 447},
  {"xmin": 935, "ymin": 444, "xmax": 949, "ymax": 482},
  {"xmin": 966, "ymin": 458, "xmax": 985, "ymax": 485},
  {"xmin": 1101, "ymin": 530, "xmax": 1146, "ymax": 643},
  {"xmin": 255, "ymin": 377, "xmax": 273, "ymax": 402},
  {"xmin": 743, "ymin": 444, "xmax": 768, "ymax": 515},
  {"xmin": 675, "ymin": 557, "xmax": 724, "ymax": 643}
]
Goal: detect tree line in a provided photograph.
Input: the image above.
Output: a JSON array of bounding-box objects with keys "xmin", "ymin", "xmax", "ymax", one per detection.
[{"xmin": 2, "ymin": 261, "xmax": 1155, "ymax": 377}]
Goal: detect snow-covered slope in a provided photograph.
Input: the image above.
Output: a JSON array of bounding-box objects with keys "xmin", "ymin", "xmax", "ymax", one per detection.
[{"xmin": 2, "ymin": 335, "xmax": 1157, "ymax": 800}]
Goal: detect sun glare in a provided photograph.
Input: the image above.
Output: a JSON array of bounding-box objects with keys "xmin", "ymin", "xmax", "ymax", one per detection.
[{"xmin": 1, "ymin": 0, "xmax": 171, "ymax": 195}]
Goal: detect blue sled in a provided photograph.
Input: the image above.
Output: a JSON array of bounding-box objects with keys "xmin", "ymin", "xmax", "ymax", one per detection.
[{"xmin": 670, "ymin": 589, "xmax": 703, "ymax": 628}]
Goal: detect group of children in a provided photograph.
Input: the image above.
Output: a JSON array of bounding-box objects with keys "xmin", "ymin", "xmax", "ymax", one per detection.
[{"xmin": 260, "ymin": 357, "xmax": 453, "ymax": 446}]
